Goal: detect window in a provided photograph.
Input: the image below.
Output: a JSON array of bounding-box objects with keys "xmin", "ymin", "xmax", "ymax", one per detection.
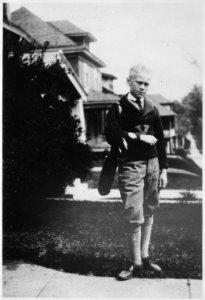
[
  {"xmin": 84, "ymin": 62, "xmax": 89, "ymax": 89},
  {"xmin": 86, "ymin": 73, "xmax": 89, "ymax": 88}
]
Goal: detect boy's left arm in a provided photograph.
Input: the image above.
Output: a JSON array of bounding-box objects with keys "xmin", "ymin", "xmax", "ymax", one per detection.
[
  {"xmin": 159, "ymin": 169, "xmax": 168, "ymax": 189},
  {"xmin": 154, "ymin": 108, "xmax": 168, "ymax": 189}
]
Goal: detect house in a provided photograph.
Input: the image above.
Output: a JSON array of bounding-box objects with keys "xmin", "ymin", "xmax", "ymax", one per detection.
[
  {"xmin": 3, "ymin": 4, "xmax": 34, "ymax": 58},
  {"xmin": 149, "ymin": 94, "xmax": 175, "ymax": 111},
  {"xmin": 148, "ymin": 95, "xmax": 177, "ymax": 154},
  {"xmin": 10, "ymin": 6, "xmax": 177, "ymax": 155},
  {"xmin": 11, "ymin": 6, "xmax": 120, "ymax": 151}
]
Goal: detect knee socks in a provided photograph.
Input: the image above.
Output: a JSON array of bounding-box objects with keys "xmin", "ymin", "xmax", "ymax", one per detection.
[
  {"xmin": 128, "ymin": 225, "xmax": 142, "ymax": 265},
  {"xmin": 128, "ymin": 215, "xmax": 154, "ymax": 265},
  {"xmin": 141, "ymin": 215, "xmax": 153, "ymax": 258}
]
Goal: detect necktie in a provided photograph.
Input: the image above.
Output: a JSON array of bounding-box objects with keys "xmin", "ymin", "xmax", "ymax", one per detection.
[{"xmin": 136, "ymin": 97, "xmax": 142, "ymax": 111}]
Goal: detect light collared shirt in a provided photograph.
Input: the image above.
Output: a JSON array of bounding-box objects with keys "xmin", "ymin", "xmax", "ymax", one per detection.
[{"xmin": 127, "ymin": 93, "xmax": 144, "ymax": 110}]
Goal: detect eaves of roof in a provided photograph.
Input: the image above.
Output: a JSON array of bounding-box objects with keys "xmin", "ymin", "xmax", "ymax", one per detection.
[
  {"xmin": 102, "ymin": 72, "xmax": 117, "ymax": 80},
  {"xmin": 63, "ymin": 46, "xmax": 106, "ymax": 68},
  {"xmin": 3, "ymin": 21, "xmax": 35, "ymax": 44},
  {"xmin": 67, "ymin": 32, "xmax": 97, "ymax": 42}
]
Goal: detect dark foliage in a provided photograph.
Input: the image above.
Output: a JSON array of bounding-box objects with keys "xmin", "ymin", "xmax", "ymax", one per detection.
[
  {"xmin": 3, "ymin": 48, "xmax": 92, "ymax": 205},
  {"xmin": 172, "ymin": 85, "xmax": 202, "ymax": 151},
  {"xmin": 172, "ymin": 101, "xmax": 192, "ymax": 137},
  {"xmin": 182, "ymin": 85, "xmax": 202, "ymax": 150}
]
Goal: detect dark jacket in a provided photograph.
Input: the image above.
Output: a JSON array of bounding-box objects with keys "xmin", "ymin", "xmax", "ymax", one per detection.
[{"xmin": 105, "ymin": 94, "xmax": 168, "ymax": 170}]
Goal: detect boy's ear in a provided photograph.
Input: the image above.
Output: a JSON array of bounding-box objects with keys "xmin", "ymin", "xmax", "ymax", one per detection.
[{"xmin": 126, "ymin": 77, "xmax": 130, "ymax": 86}]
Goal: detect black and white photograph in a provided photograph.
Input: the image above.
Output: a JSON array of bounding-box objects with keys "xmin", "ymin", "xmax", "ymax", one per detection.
[{"xmin": 3, "ymin": 0, "xmax": 203, "ymax": 298}]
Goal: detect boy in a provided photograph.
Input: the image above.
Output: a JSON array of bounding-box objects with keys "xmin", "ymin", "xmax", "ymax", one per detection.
[{"xmin": 105, "ymin": 64, "xmax": 168, "ymax": 280}]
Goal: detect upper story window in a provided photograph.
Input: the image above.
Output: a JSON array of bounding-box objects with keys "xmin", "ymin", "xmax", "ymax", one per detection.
[
  {"xmin": 109, "ymin": 82, "xmax": 113, "ymax": 91},
  {"xmin": 82, "ymin": 61, "xmax": 102, "ymax": 91},
  {"xmin": 86, "ymin": 73, "xmax": 89, "ymax": 88},
  {"xmin": 84, "ymin": 62, "xmax": 89, "ymax": 90}
]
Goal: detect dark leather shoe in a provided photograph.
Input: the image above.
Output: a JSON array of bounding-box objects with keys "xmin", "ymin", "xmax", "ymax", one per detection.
[
  {"xmin": 142, "ymin": 257, "xmax": 162, "ymax": 273},
  {"xmin": 117, "ymin": 264, "xmax": 143, "ymax": 281}
]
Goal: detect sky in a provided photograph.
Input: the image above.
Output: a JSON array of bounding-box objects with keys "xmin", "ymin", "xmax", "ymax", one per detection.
[{"xmin": 9, "ymin": 0, "xmax": 203, "ymax": 101}]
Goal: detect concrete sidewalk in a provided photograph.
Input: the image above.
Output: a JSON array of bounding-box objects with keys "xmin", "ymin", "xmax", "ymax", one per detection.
[
  {"xmin": 3, "ymin": 201, "xmax": 202, "ymax": 299},
  {"xmin": 3, "ymin": 260, "xmax": 203, "ymax": 298},
  {"xmin": 48, "ymin": 188, "xmax": 202, "ymax": 203}
]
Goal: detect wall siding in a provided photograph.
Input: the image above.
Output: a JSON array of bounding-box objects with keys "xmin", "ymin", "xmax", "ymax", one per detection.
[
  {"xmin": 68, "ymin": 57, "xmax": 79, "ymax": 75},
  {"xmin": 78, "ymin": 58, "xmax": 102, "ymax": 92}
]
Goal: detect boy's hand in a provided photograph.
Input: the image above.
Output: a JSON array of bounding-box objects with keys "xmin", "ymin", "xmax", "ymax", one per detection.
[
  {"xmin": 127, "ymin": 132, "xmax": 138, "ymax": 139},
  {"xmin": 159, "ymin": 169, "xmax": 168, "ymax": 189},
  {"xmin": 127, "ymin": 133, "xmax": 157, "ymax": 145},
  {"xmin": 140, "ymin": 134, "xmax": 157, "ymax": 146}
]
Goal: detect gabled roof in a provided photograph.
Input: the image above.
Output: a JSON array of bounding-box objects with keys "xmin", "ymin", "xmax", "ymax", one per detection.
[
  {"xmin": 85, "ymin": 92, "xmax": 175, "ymax": 116},
  {"xmin": 87, "ymin": 90, "xmax": 120, "ymax": 102},
  {"xmin": 49, "ymin": 20, "xmax": 85, "ymax": 35},
  {"xmin": 147, "ymin": 96, "xmax": 176, "ymax": 117},
  {"xmin": 48, "ymin": 20, "xmax": 96, "ymax": 42},
  {"xmin": 149, "ymin": 94, "xmax": 173, "ymax": 104},
  {"xmin": 11, "ymin": 7, "xmax": 76, "ymax": 48}
]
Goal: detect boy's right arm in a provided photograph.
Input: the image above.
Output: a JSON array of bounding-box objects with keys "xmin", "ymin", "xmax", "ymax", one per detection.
[{"xmin": 105, "ymin": 104, "xmax": 127, "ymax": 147}]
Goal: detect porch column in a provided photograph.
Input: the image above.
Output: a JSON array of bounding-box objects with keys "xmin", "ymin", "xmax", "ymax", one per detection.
[{"xmin": 72, "ymin": 97, "xmax": 86, "ymax": 142}]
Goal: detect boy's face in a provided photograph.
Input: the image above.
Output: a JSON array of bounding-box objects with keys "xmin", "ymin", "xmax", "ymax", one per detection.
[{"xmin": 127, "ymin": 73, "xmax": 151, "ymax": 98}]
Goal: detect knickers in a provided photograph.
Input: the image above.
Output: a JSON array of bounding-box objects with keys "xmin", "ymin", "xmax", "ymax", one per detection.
[{"xmin": 118, "ymin": 157, "xmax": 160, "ymax": 226}]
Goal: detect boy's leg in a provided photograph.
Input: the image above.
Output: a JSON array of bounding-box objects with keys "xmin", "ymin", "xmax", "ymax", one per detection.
[
  {"xmin": 141, "ymin": 216, "xmax": 162, "ymax": 273},
  {"xmin": 142, "ymin": 158, "xmax": 162, "ymax": 273},
  {"xmin": 117, "ymin": 161, "xmax": 146, "ymax": 280},
  {"xmin": 141, "ymin": 215, "xmax": 162, "ymax": 273},
  {"xmin": 119, "ymin": 160, "xmax": 147, "ymax": 264},
  {"xmin": 117, "ymin": 223, "xmax": 143, "ymax": 280},
  {"xmin": 129, "ymin": 224, "xmax": 142, "ymax": 265},
  {"xmin": 142, "ymin": 157, "xmax": 160, "ymax": 258},
  {"xmin": 141, "ymin": 215, "xmax": 153, "ymax": 259}
]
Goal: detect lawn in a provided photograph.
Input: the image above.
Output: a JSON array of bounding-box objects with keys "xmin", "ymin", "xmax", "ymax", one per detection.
[{"xmin": 3, "ymin": 201, "xmax": 202, "ymax": 279}]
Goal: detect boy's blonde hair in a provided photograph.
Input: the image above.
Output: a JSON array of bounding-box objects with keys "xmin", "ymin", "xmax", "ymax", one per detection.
[{"xmin": 128, "ymin": 64, "xmax": 152, "ymax": 80}]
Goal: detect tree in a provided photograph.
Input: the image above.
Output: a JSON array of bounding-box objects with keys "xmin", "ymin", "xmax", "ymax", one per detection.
[
  {"xmin": 172, "ymin": 100, "xmax": 192, "ymax": 137},
  {"xmin": 172, "ymin": 85, "xmax": 202, "ymax": 151},
  {"xmin": 182, "ymin": 85, "xmax": 202, "ymax": 150},
  {"xmin": 3, "ymin": 47, "xmax": 92, "ymax": 205}
]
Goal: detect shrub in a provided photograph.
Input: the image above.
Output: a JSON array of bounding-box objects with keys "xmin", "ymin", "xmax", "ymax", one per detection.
[{"xmin": 3, "ymin": 48, "xmax": 92, "ymax": 205}]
